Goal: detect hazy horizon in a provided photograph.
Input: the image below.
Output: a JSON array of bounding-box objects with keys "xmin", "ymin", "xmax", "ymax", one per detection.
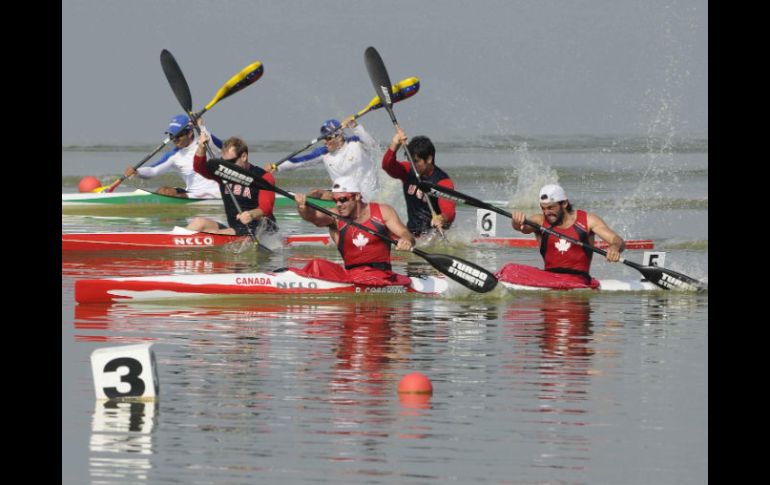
[{"xmin": 63, "ymin": 0, "xmax": 707, "ymax": 146}]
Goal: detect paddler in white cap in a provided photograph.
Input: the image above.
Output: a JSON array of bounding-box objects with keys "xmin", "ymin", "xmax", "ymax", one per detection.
[
  {"xmin": 290, "ymin": 176, "xmax": 415, "ymax": 286},
  {"xmin": 502, "ymin": 183, "xmax": 626, "ymax": 288}
]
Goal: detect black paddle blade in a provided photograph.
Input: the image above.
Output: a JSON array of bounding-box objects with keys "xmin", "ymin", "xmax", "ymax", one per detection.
[
  {"xmin": 640, "ymin": 266, "xmax": 708, "ymax": 293},
  {"xmin": 207, "ymin": 158, "xmax": 256, "ymax": 186},
  {"xmin": 160, "ymin": 49, "xmax": 193, "ymax": 112},
  {"xmin": 364, "ymin": 47, "xmax": 398, "ymax": 124},
  {"xmin": 415, "ymin": 249, "xmax": 498, "ymax": 293}
]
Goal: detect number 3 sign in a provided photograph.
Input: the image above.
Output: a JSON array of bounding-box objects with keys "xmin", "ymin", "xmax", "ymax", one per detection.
[{"xmin": 91, "ymin": 343, "xmax": 159, "ymax": 401}]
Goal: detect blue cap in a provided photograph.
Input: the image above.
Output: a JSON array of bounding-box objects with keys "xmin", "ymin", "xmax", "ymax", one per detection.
[
  {"xmin": 320, "ymin": 119, "xmax": 342, "ymax": 138},
  {"xmin": 166, "ymin": 114, "xmax": 191, "ymax": 136}
]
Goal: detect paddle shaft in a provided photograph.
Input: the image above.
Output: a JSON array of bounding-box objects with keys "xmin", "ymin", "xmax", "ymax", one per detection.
[{"xmin": 105, "ymin": 136, "xmax": 171, "ymax": 192}]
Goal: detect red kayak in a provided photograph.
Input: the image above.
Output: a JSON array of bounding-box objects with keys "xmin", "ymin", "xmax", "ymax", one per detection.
[
  {"xmin": 496, "ymin": 263, "xmax": 659, "ymax": 291},
  {"xmin": 62, "ymin": 227, "xmax": 654, "ymax": 251},
  {"xmin": 62, "ymin": 227, "xmax": 244, "ymax": 251}
]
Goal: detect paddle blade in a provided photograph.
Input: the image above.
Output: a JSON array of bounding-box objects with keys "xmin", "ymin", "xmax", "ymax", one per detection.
[
  {"xmin": 393, "ymin": 76, "xmax": 420, "ymax": 103},
  {"xmin": 206, "ymin": 158, "xmax": 256, "ymax": 186},
  {"xmin": 639, "ymin": 266, "xmax": 708, "ymax": 293},
  {"xmin": 364, "ymin": 47, "xmax": 398, "ymax": 123},
  {"xmin": 356, "ymin": 76, "xmax": 421, "ymax": 116},
  {"xmin": 415, "ymin": 249, "xmax": 498, "ymax": 293},
  {"xmin": 160, "ymin": 49, "xmax": 193, "ymax": 112},
  {"xmin": 204, "ymin": 61, "xmax": 264, "ymax": 111},
  {"xmin": 103, "ymin": 177, "xmax": 125, "ymax": 193}
]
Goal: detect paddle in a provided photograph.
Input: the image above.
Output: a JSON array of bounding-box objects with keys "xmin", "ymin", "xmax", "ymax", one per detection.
[
  {"xmin": 207, "ymin": 158, "xmax": 498, "ymax": 293},
  {"xmin": 99, "ymin": 60, "xmax": 264, "ymax": 194},
  {"xmin": 269, "ymin": 76, "xmax": 420, "ymax": 171},
  {"xmin": 364, "ymin": 47, "xmax": 447, "ymax": 242},
  {"xmin": 160, "ymin": 49, "xmax": 270, "ymax": 253},
  {"xmin": 97, "ymin": 136, "xmax": 171, "ymax": 193},
  {"xmin": 416, "ymin": 181, "xmax": 708, "ymax": 293}
]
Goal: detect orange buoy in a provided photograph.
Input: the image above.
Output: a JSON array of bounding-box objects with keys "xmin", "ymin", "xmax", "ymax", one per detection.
[
  {"xmin": 397, "ymin": 372, "xmax": 433, "ymax": 394},
  {"xmin": 78, "ymin": 176, "xmax": 102, "ymax": 193}
]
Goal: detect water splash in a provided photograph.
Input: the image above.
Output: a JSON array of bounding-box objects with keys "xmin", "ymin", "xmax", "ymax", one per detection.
[
  {"xmin": 611, "ymin": 4, "xmax": 702, "ymax": 237},
  {"xmin": 508, "ymin": 142, "xmax": 560, "ymax": 209}
]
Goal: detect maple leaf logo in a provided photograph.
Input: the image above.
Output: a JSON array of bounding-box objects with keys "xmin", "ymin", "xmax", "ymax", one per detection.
[
  {"xmin": 555, "ymin": 238, "xmax": 571, "ymax": 253},
  {"xmin": 352, "ymin": 232, "xmax": 369, "ymax": 249}
]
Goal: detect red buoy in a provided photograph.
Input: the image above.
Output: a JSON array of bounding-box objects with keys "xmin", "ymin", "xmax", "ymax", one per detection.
[
  {"xmin": 397, "ymin": 372, "xmax": 433, "ymax": 394},
  {"xmin": 78, "ymin": 176, "xmax": 102, "ymax": 193}
]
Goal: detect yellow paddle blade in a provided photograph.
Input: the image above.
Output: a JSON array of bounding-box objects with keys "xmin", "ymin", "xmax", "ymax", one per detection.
[
  {"xmin": 204, "ymin": 61, "xmax": 264, "ymax": 111},
  {"xmin": 355, "ymin": 76, "xmax": 420, "ymax": 117}
]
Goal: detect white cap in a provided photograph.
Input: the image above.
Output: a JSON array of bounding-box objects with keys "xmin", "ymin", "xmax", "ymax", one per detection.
[
  {"xmin": 331, "ymin": 176, "xmax": 362, "ymax": 194},
  {"xmin": 539, "ymin": 184, "xmax": 567, "ymax": 203}
]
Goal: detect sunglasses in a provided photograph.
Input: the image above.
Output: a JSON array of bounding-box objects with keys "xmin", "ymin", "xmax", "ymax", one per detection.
[
  {"xmin": 324, "ymin": 132, "xmax": 342, "ymax": 141},
  {"xmin": 173, "ymin": 128, "xmax": 191, "ymax": 141},
  {"xmin": 333, "ymin": 194, "xmax": 355, "ymax": 203}
]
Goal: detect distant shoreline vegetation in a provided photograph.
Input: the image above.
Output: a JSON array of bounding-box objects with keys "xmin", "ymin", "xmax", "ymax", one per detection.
[{"xmin": 63, "ymin": 134, "xmax": 708, "ymax": 154}]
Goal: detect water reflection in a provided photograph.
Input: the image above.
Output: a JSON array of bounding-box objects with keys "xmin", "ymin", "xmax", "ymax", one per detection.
[
  {"xmin": 502, "ymin": 294, "xmax": 595, "ymax": 471},
  {"xmin": 89, "ymin": 400, "xmax": 157, "ymax": 482}
]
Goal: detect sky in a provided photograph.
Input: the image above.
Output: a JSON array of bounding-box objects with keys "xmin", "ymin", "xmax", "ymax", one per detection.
[{"xmin": 62, "ymin": 0, "xmax": 707, "ymax": 146}]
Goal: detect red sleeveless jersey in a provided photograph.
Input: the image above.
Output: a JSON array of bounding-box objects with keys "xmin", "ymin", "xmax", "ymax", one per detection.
[
  {"xmin": 540, "ymin": 210, "xmax": 594, "ymax": 273},
  {"xmin": 336, "ymin": 203, "xmax": 392, "ymax": 269}
]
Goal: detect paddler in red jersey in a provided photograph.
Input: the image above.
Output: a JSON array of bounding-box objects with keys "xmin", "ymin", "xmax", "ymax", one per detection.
[
  {"xmin": 497, "ymin": 184, "xmax": 625, "ymax": 289},
  {"xmin": 382, "ymin": 127, "xmax": 456, "ymax": 238},
  {"xmin": 291, "ymin": 176, "xmax": 416, "ymax": 286}
]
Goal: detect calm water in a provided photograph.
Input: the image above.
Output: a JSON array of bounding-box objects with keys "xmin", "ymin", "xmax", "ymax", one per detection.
[{"xmin": 62, "ymin": 137, "xmax": 707, "ymax": 484}]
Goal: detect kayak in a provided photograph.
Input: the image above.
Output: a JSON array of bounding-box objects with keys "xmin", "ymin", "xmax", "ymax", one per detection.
[
  {"xmin": 62, "ymin": 226, "xmax": 243, "ymax": 251},
  {"xmin": 62, "ymin": 189, "xmax": 334, "ymax": 208},
  {"xmin": 75, "ymin": 270, "xmax": 450, "ymax": 303},
  {"xmin": 62, "ymin": 227, "xmax": 655, "ymax": 252},
  {"xmin": 62, "ymin": 189, "xmax": 219, "ymax": 206}
]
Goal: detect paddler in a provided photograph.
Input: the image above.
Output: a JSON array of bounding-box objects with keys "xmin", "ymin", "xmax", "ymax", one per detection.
[
  {"xmin": 291, "ymin": 176, "xmax": 415, "ymax": 286},
  {"xmin": 382, "ymin": 126, "xmax": 456, "ymax": 237},
  {"xmin": 186, "ymin": 131, "xmax": 278, "ymax": 236},
  {"xmin": 498, "ymin": 184, "xmax": 625, "ymax": 289},
  {"xmin": 267, "ymin": 118, "xmax": 381, "ymax": 203},
  {"xmin": 121, "ymin": 114, "xmax": 221, "ymax": 199}
]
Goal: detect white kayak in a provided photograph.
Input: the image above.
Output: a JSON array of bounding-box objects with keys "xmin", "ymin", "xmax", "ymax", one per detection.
[{"xmin": 75, "ymin": 270, "xmax": 450, "ymax": 304}]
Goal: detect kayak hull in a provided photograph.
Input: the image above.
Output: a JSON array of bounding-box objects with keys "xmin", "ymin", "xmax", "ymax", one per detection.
[
  {"xmin": 62, "ymin": 189, "xmax": 333, "ymax": 208},
  {"xmin": 75, "ymin": 271, "xmax": 450, "ymax": 303},
  {"xmin": 62, "ymin": 227, "xmax": 242, "ymax": 251}
]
